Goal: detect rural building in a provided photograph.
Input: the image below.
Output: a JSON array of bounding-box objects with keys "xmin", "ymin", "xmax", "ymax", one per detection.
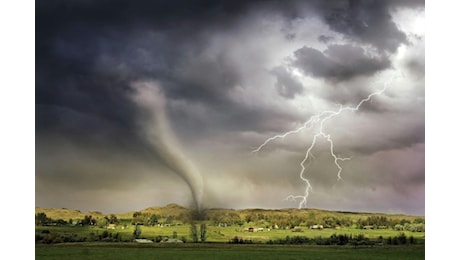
[
  {"xmin": 133, "ymin": 239, "xmax": 153, "ymax": 243},
  {"xmin": 310, "ymin": 224, "xmax": 323, "ymax": 230},
  {"xmin": 160, "ymin": 238, "xmax": 184, "ymax": 243},
  {"xmin": 107, "ymin": 224, "xmax": 116, "ymax": 229},
  {"xmin": 248, "ymin": 227, "xmax": 254, "ymax": 232},
  {"xmin": 363, "ymin": 225, "xmax": 375, "ymax": 230}
]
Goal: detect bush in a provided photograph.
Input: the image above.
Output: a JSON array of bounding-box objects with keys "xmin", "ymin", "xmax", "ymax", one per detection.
[
  {"xmin": 229, "ymin": 236, "xmax": 253, "ymax": 244},
  {"xmin": 397, "ymin": 233, "xmax": 407, "ymax": 244},
  {"xmin": 154, "ymin": 236, "xmax": 163, "ymax": 243}
]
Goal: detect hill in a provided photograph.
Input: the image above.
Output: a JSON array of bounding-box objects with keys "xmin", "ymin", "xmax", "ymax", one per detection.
[
  {"xmin": 35, "ymin": 204, "xmax": 423, "ymax": 226},
  {"xmin": 35, "ymin": 207, "xmax": 105, "ymax": 220},
  {"xmin": 116, "ymin": 203, "xmax": 190, "ymax": 219}
]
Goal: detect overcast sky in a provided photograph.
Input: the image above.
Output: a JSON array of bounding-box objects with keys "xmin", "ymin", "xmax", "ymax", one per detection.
[{"xmin": 36, "ymin": 0, "xmax": 425, "ymax": 215}]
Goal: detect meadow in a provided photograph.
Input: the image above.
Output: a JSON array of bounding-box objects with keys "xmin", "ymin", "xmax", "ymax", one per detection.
[
  {"xmin": 35, "ymin": 224, "xmax": 425, "ymax": 243},
  {"xmin": 36, "ymin": 205, "xmax": 425, "ymax": 259},
  {"xmin": 35, "ymin": 243, "xmax": 425, "ymax": 260}
]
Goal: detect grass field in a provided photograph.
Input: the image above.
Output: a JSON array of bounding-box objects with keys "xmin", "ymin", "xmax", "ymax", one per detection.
[
  {"xmin": 35, "ymin": 224, "xmax": 425, "ymax": 243},
  {"xmin": 35, "ymin": 243, "xmax": 425, "ymax": 260},
  {"xmin": 36, "ymin": 205, "xmax": 425, "ymax": 258}
]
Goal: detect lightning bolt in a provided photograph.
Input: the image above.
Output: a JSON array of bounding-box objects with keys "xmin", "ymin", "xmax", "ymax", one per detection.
[{"xmin": 253, "ymin": 76, "xmax": 398, "ymax": 209}]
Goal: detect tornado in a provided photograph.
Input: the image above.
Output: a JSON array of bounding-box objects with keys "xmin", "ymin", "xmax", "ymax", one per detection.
[{"xmin": 131, "ymin": 81, "xmax": 203, "ymax": 212}]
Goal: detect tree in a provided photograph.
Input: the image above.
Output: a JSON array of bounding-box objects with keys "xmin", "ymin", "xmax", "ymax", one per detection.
[
  {"xmin": 400, "ymin": 219, "xmax": 410, "ymax": 225},
  {"xmin": 394, "ymin": 224, "xmax": 403, "ymax": 231},
  {"xmin": 35, "ymin": 212, "xmax": 48, "ymax": 226},
  {"xmin": 397, "ymin": 233, "xmax": 407, "ymax": 245},
  {"xmin": 133, "ymin": 224, "xmax": 142, "ymax": 239},
  {"xmin": 97, "ymin": 218, "xmax": 108, "ymax": 228},
  {"xmin": 82, "ymin": 215, "xmax": 94, "ymax": 226},
  {"xmin": 190, "ymin": 224, "xmax": 198, "ymax": 243},
  {"xmin": 245, "ymin": 214, "xmax": 254, "ymax": 223},
  {"xmin": 200, "ymin": 224, "xmax": 207, "ymax": 243},
  {"xmin": 149, "ymin": 215, "xmax": 158, "ymax": 226},
  {"xmin": 109, "ymin": 214, "xmax": 118, "ymax": 224},
  {"xmin": 132, "ymin": 212, "xmax": 144, "ymax": 225},
  {"xmin": 228, "ymin": 212, "xmax": 242, "ymax": 226},
  {"xmin": 414, "ymin": 218, "xmax": 424, "ymax": 224},
  {"xmin": 165, "ymin": 216, "xmax": 174, "ymax": 224}
]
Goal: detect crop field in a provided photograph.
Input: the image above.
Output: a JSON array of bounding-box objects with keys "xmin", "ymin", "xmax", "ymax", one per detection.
[{"xmin": 35, "ymin": 243, "xmax": 425, "ymax": 260}]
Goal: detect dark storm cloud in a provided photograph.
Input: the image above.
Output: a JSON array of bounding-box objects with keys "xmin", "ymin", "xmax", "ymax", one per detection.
[
  {"xmin": 35, "ymin": 0, "xmax": 418, "ymax": 134},
  {"xmin": 36, "ymin": 0, "xmax": 309, "ymax": 144},
  {"xmin": 36, "ymin": 0, "xmax": 299, "ymax": 206},
  {"xmin": 36, "ymin": 0, "xmax": 420, "ymax": 137},
  {"xmin": 292, "ymin": 44, "xmax": 391, "ymax": 82},
  {"xmin": 318, "ymin": 35, "xmax": 334, "ymax": 44},
  {"xmin": 36, "ymin": 0, "xmax": 424, "ymax": 214},
  {"xmin": 36, "ymin": 0, "xmax": 420, "ymax": 145},
  {"xmin": 36, "ymin": 0, "xmax": 258, "ymax": 29},
  {"xmin": 36, "ymin": 0, "xmax": 264, "ymax": 137},
  {"xmin": 271, "ymin": 66, "xmax": 304, "ymax": 99},
  {"xmin": 311, "ymin": 0, "xmax": 423, "ymax": 53}
]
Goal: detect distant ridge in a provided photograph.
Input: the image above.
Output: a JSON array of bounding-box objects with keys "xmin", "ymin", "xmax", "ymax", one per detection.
[
  {"xmin": 36, "ymin": 204, "xmax": 423, "ymax": 221},
  {"xmin": 35, "ymin": 207, "xmax": 105, "ymax": 220}
]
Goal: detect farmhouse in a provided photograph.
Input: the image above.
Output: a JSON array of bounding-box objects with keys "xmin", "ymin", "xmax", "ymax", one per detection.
[
  {"xmin": 133, "ymin": 239, "xmax": 153, "ymax": 243},
  {"xmin": 310, "ymin": 224, "xmax": 323, "ymax": 230},
  {"xmin": 248, "ymin": 227, "xmax": 254, "ymax": 232},
  {"xmin": 107, "ymin": 224, "xmax": 116, "ymax": 229}
]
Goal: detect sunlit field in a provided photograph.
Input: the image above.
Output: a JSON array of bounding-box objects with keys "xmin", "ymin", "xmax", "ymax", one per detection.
[{"xmin": 35, "ymin": 224, "xmax": 424, "ymax": 243}]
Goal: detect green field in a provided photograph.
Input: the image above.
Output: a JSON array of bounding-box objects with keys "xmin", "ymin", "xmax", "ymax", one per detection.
[
  {"xmin": 36, "ymin": 243, "xmax": 425, "ymax": 260},
  {"xmin": 35, "ymin": 224, "xmax": 425, "ymax": 243},
  {"xmin": 36, "ymin": 205, "xmax": 425, "ymax": 259}
]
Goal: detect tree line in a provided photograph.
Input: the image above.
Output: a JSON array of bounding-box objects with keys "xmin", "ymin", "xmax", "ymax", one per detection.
[
  {"xmin": 36, "ymin": 211, "xmax": 424, "ymax": 232},
  {"xmin": 265, "ymin": 233, "xmax": 418, "ymax": 246}
]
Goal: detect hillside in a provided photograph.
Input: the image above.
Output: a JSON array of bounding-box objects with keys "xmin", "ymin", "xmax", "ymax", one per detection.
[
  {"xmin": 35, "ymin": 207, "xmax": 105, "ymax": 220},
  {"xmin": 117, "ymin": 203, "xmax": 190, "ymax": 219},
  {"xmin": 35, "ymin": 204, "xmax": 423, "ymax": 225}
]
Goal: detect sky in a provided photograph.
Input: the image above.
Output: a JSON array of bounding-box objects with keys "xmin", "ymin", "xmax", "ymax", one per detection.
[{"xmin": 35, "ymin": 0, "xmax": 425, "ymax": 215}]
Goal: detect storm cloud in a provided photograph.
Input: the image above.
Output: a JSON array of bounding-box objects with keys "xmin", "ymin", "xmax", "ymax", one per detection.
[
  {"xmin": 271, "ymin": 66, "xmax": 305, "ymax": 99},
  {"xmin": 36, "ymin": 0, "xmax": 424, "ymax": 215},
  {"xmin": 293, "ymin": 44, "xmax": 391, "ymax": 82}
]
